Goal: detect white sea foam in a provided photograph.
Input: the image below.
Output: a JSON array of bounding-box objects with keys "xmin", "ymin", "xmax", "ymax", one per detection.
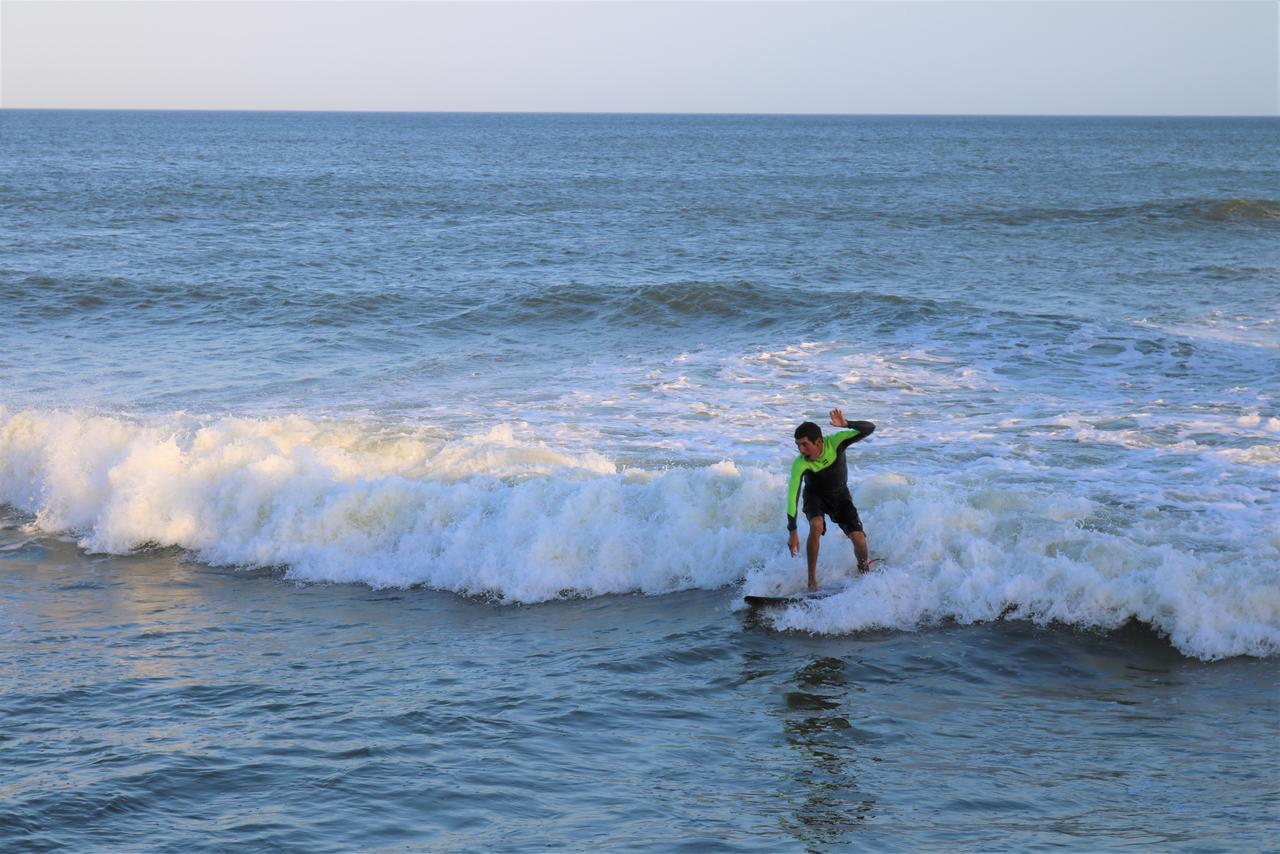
[
  {"xmin": 1133, "ymin": 312, "xmax": 1279, "ymax": 350},
  {"xmin": 1238, "ymin": 413, "xmax": 1280, "ymax": 433},
  {"xmin": 1, "ymin": 407, "xmax": 1277, "ymax": 661},
  {"xmin": 749, "ymin": 472, "xmax": 1280, "ymax": 661},
  {"xmin": 0, "ymin": 409, "xmax": 782, "ymax": 600}
]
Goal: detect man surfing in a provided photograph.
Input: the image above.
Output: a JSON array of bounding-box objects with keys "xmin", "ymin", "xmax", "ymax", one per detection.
[{"xmin": 787, "ymin": 409, "xmax": 876, "ymax": 591}]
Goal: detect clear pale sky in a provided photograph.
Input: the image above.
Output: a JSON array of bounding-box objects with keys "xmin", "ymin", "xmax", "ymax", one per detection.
[{"xmin": 2, "ymin": 1, "xmax": 1276, "ymax": 115}]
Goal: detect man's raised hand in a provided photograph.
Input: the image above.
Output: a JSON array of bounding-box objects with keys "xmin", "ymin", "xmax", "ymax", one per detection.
[{"xmin": 829, "ymin": 408, "xmax": 848, "ymax": 428}]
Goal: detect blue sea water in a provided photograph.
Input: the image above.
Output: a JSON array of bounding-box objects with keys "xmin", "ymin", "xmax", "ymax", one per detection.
[{"xmin": 1, "ymin": 111, "xmax": 1278, "ymax": 849}]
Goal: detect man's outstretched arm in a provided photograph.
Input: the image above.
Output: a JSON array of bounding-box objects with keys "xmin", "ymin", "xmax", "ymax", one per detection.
[{"xmin": 829, "ymin": 408, "xmax": 875, "ymax": 445}]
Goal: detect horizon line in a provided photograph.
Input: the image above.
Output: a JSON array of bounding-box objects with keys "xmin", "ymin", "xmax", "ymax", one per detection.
[{"xmin": 2, "ymin": 107, "xmax": 1276, "ymax": 119}]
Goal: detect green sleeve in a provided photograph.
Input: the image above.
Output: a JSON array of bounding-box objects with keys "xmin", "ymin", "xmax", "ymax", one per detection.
[
  {"xmin": 786, "ymin": 457, "xmax": 806, "ymax": 530},
  {"xmin": 834, "ymin": 422, "xmax": 875, "ymax": 450},
  {"xmin": 830, "ymin": 428, "xmax": 860, "ymax": 446}
]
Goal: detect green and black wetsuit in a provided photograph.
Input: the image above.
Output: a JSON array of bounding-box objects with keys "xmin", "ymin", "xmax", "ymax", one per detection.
[{"xmin": 786, "ymin": 421, "xmax": 876, "ymax": 535}]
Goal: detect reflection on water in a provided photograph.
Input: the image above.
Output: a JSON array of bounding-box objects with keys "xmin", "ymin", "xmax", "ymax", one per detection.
[
  {"xmin": 5, "ymin": 534, "xmax": 1277, "ymax": 850},
  {"xmin": 778, "ymin": 656, "xmax": 877, "ymax": 847}
]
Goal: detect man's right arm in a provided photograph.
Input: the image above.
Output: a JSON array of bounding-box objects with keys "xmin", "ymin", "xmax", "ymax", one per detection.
[{"xmin": 786, "ymin": 459, "xmax": 805, "ymax": 531}]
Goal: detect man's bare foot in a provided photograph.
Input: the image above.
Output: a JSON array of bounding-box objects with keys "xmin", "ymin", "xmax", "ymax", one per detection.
[{"xmin": 858, "ymin": 558, "xmax": 880, "ymax": 574}]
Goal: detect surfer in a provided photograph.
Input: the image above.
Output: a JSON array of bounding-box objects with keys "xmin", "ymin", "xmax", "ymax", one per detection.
[{"xmin": 787, "ymin": 409, "xmax": 876, "ymax": 591}]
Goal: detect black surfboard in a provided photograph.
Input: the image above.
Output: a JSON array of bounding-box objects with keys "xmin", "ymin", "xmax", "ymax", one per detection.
[{"xmin": 744, "ymin": 588, "xmax": 842, "ymax": 607}]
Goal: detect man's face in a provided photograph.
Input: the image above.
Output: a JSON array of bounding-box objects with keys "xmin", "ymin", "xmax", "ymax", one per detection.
[{"xmin": 795, "ymin": 436, "xmax": 822, "ymax": 461}]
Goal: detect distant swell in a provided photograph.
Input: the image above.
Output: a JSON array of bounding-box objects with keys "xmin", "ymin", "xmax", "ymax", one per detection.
[
  {"xmin": 476, "ymin": 280, "xmax": 955, "ymax": 331},
  {"xmin": 3, "ymin": 272, "xmax": 957, "ymax": 333},
  {"xmin": 1197, "ymin": 198, "xmax": 1280, "ymax": 223},
  {"xmin": 495, "ymin": 279, "xmax": 809, "ymax": 326},
  {"xmin": 943, "ymin": 197, "xmax": 1280, "ymax": 229},
  {"xmin": 0, "ymin": 273, "xmax": 441, "ymax": 327},
  {"xmin": 2, "ymin": 408, "xmax": 1277, "ymax": 661}
]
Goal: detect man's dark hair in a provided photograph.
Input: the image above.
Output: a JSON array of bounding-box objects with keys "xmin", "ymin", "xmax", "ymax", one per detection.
[{"xmin": 794, "ymin": 421, "xmax": 822, "ymax": 442}]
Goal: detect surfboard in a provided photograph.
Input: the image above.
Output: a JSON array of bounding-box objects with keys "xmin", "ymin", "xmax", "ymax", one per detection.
[
  {"xmin": 744, "ymin": 561, "xmax": 880, "ymax": 607},
  {"xmin": 744, "ymin": 588, "xmax": 842, "ymax": 608},
  {"xmin": 745, "ymin": 561, "xmax": 881, "ymax": 607}
]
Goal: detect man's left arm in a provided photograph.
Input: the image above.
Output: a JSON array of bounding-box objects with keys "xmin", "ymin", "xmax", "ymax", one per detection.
[{"xmin": 828, "ymin": 408, "xmax": 875, "ymax": 448}]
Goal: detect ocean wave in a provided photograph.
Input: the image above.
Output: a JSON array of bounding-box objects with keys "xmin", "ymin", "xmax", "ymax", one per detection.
[
  {"xmin": 0, "ymin": 410, "xmax": 774, "ymax": 600},
  {"xmin": 2, "ymin": 408, "xmax": 1275, "ymax": 660},
  {"xmin": 749, "ymin": 473, "xmax": 1280, "ymax": 662}
]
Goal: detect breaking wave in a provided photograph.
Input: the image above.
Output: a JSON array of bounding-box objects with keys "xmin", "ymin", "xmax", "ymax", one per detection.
[{"xmin": 2, "ymin": 408, "xmax": 1277, "ymax": 661}]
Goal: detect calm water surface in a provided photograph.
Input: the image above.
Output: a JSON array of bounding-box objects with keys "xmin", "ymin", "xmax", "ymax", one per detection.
[{"xmin": 3, "ymin": 530, "xmax": 1277, "ymax": 851}]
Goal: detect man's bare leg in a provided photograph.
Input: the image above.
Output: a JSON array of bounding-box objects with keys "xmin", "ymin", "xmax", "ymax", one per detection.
[
  {"xmin": 850, "ymin": 530, "xmax": 871, "ymax": 573},
  {"xmin": 806, "ymin": 516, "xmax": 825, "ymax": 591}
]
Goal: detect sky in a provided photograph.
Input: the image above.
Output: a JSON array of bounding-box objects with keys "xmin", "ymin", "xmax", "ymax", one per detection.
[{"xmin": 1, "ymin": 1, "xmax": 1276, "ymax": 115}]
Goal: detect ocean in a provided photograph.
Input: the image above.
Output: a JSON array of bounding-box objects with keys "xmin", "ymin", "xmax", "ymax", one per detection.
[{"xmin": 1, "ymin": 110, "xmax": 1277, "ymax": 849}]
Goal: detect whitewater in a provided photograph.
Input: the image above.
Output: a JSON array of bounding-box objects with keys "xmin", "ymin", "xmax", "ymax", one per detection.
[{"xmin": 3, "ymin": 384, "xmax": 1276, "ymax": 660}]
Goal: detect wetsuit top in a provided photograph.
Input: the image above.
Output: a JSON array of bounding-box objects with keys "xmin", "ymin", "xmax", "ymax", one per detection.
[{"xmin": 786, "ymin": 421, "xmax": 875, "ymax": 531}]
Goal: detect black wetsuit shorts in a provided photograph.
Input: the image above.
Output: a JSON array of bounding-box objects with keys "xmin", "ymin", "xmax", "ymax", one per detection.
[{"xmin": 802, "ymin": 490, "xmax": 864, "ymax": 536}]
